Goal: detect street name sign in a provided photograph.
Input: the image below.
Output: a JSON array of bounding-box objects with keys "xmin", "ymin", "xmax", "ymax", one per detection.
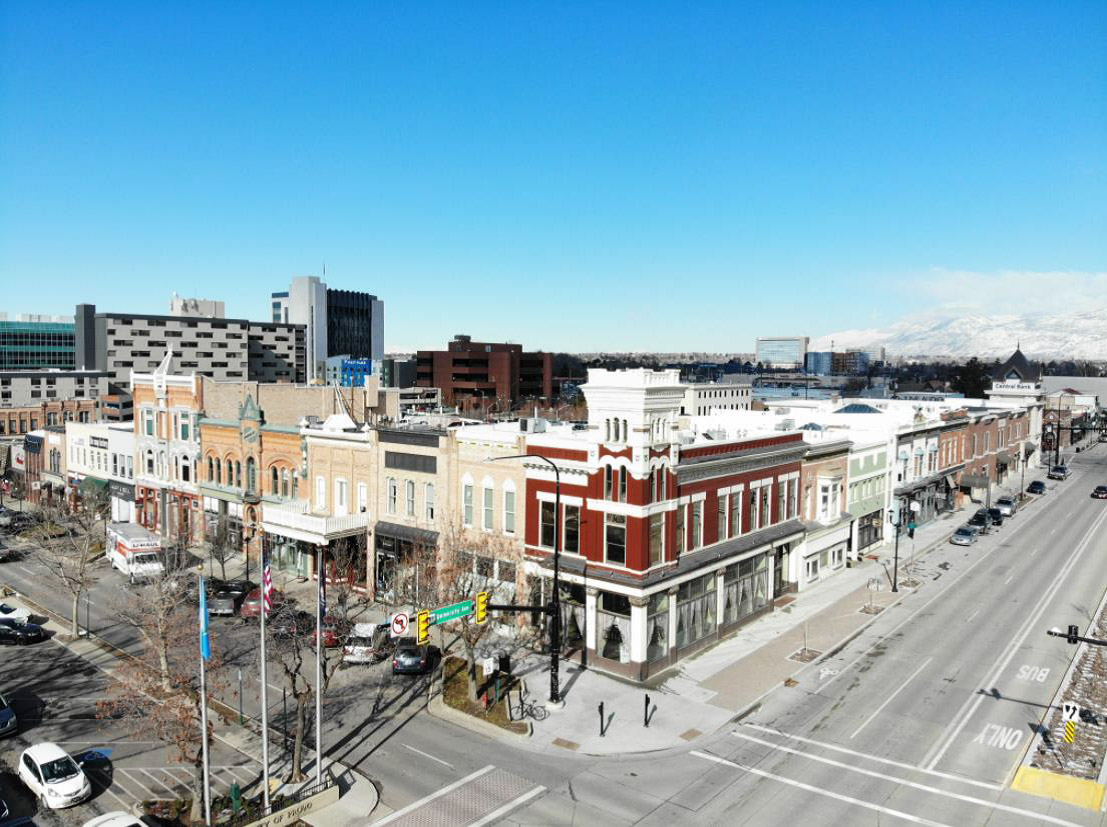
[{"xmin": 431, "ymin": 599, "xmax": 475, "ymax": 624}]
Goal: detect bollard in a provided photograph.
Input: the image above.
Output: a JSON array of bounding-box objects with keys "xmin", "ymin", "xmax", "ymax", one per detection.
[
  {"xmin": 599, "ymin": 701, "xmax": 605, "ymax": 737},
  {"xmin": 237, "ymin": 669, "xmax": 244, "ymax": 725},
  {"xmin": 644, "ymin": 693, "xmax": 650, "ymax": 728},
  {"xmin": 495, "ymin": 673, "xmax": 501, "ymax": 706}
]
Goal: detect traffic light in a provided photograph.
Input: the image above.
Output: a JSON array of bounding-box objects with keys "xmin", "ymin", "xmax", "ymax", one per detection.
[
  {"xmin": 1067, "ymin": 624, "xmax": 1080, "ymax": 645},
  {"xmin": 475, "ymin": 591, "xmax": 489, "ymax": 624},
  {"xmin": 416, "ymin": 609, "xmax": 430, "ymax": 645}
]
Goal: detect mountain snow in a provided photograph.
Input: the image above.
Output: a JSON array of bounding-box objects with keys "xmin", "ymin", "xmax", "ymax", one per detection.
[{"xmin": 812, "ymin": 308, "xmax": 1107, "ymax": 360}]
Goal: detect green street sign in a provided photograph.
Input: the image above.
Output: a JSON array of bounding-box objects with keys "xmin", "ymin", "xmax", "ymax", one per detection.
[{"xmin": 430, "ymin": 599, "xmax": 475, "ymax": 625}]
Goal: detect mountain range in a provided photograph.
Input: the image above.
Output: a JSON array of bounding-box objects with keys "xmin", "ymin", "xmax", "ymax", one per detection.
[{"xmin": 812, "ymin": 308, "xmax": 1107, "ymax": 361}]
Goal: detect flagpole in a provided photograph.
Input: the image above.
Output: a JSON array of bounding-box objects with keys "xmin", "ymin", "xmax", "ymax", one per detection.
[
  {"xmin": 259, "ymin": 540, "xmax": 271, "ymax": 810},
  {"xmin": 199, "ymin": 577, "xmax": 212, "ymax": 826},
  {"xmin": 315, "ymin": 545, "xmax": 323, "ymax": 785}
]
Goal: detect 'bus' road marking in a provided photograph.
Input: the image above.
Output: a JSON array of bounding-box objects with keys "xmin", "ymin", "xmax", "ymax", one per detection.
[
  {"xmin": 923, "ymin": 507, "xmax": 1107, "ymax": 772},
  {"xmin": 402, "ymin": 743, "xmax": 454, "ymax": 768},
  {"xmin": 691, "ymin": 751, "xmax": 954, "ymax": 827},
  {"xmin": 728, "ymin": 732, "xmax": 1083, "ymax": 826},
  {"xmin": 741, "ymin": 724, "xmax": 1003, "ymax": 791},
  {"xmin": 850, "ymin": 657, "xmax": 934, "ymax": 739}
]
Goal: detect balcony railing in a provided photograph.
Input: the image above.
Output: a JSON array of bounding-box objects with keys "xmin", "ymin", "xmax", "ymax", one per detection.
[{"xmin": 262, "ymin": 500, "xmax": 371, "ymax": 541}]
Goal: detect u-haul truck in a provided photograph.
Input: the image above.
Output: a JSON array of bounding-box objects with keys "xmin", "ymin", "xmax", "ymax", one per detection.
[{"xmin": 105, "ymin": 522, "xmax": 165, "ymax": 583}]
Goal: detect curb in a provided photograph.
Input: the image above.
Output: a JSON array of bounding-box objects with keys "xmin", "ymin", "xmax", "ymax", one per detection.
[
  {"xmin": 1011, "ymin": 766, "xmax": 1105, "ymax": 812},
  {"xmin": 426, "ymin": 669, "xmax": 533, "ymax": 741}
]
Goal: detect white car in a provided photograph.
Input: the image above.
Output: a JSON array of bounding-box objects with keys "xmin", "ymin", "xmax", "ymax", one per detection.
[
  {"xmin": 18, "ymin": 742, "xmax": 92, "ymax": 809},
  {"xmin": 0, "ymin": 603, "xmax": 31, "ymax": 625},
  {"xmin": 82, "ymin": 813, "xmax": 153, "ymax": 826}
]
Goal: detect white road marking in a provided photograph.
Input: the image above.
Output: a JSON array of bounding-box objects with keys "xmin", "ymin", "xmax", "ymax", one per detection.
[
  {"xmin": 374, "ymin": 765, "xmax": 495, "ymax": 825},
  {"xmin": 468, "ymin": 785, "xmax": 547, "ymax": 826},
  {"xmin": 1030, "ymin": 548, "xmax": 1038, "ymax": 557},
  {"xmin": 1004, "ymin": 574, "xmax": 1014, "ymax": 586},
  {"xmin": 817, "ymin": 501, "xmax": 1046, "ymax": 694},
  {"xmin": 923, "ymin": 507, "xmax": 1107, "ymax": 771},
  {"xmin": 742, "ymin": 724, "xmax": 1003, "ymax": 791},
  {"xmin": 729, "ymin": 732, "xmax": 1083, "ymax": 827},
  {"xmin": 101, "ymin": 772, "xmax": 146, "ymax": 802},
  {"xmin": 120, "ymin": 768, "xmax": 157, "ymax": 797},
  {"xmin": 142, "ymin": 768, "xmax": 182, "ymax": 797},
  {"xmin": 966, "ymin": 608, "xmax": 980, "ymax": 623},
  {"xmin": 402, "ymin": 743, "xmax": 454, "ymax": 768},
  {"xmin": 850, "ymin": 657, "xmax": 934, "ymax": 739},
  {"xmin": 691, "ymin": 751, "xmax": 955, "ymax": 827}
]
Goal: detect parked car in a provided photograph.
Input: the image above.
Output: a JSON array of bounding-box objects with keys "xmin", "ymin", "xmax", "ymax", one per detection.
[
  {"xmin": 17, "ymin": 742, "xmax": 92, "ymax": 809},
  {"xmin": 1027, "ymin": 480, "xmax": 1047, "ymax": 495},
  {"xmin": 314, "ymin": 616, "xmax": 351, "ymax": 649},
  {"xmin": 344, "ymin": 622, "xmax": 394, "ymax": 665},
  {"xmin": 0, "ymin": 543, "xmax": 18, "ymax": 562},
  {"xmin": 0, "ymin": 508, "xmax": 11, "ymax": 528},
  {"xmin": 240, "ymin": 588, "xmax": 286, "ymax": 619},
  {"xmin": 1092, "ymin": 486, "xmax": 1107, "ymax": 500},
  {"xmin": 995, "ymin": 496, "xmax": 1018, "ymax": 516},
  {"xmin": 950, "ymin": 526, "xmax": 979, "ymax": 546},
  {"xmin": 0, "ymin": 691, "xmax": 18, "ymax": 737},
  {"xmin": 1048, "ymin": 465, "xmax": 1071, "ymax": 480},
  {"xmin": 82, "ymin": 813, "xmax": 159, "ymax": 826},
  {"xmin": 0, "ymin": 603, "xmax": 31, "ymax": 625},
  {"xmin": 269, "ymin": 609, "xmax": 315, "ymax": 639},
  {"xmin": 392, "ymin": 639, "xmax": 439, "ymax": 675},
  {"xmin": 0, "ymin": 618, "xmax": 45, "ymax": 645},
  {"xmin": 208, "ymin": 581, "xmax": 255, "ymax": 616},
  {"xmin": 986, "ymin": 508, "xmax": 1005, "ymax": 527},
  {"xmin": 968, "ymin": 509, "xmax": 992, "ymax": 529}
]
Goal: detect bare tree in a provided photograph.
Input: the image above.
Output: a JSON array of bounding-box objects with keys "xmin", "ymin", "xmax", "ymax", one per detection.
[
  {"xmin": 266, "ymin": 541, "xmax": 359, "ymax": 781},
  {"xmin": 33, "ymin": 487, "xmax": 109, "ymax": 637},
  {"xmin": 434, "ymin": 524, "xmax": 520, "ymax": 703},
  {"xmin": 99, "ymin": 588, "xmax": 223, "ymax": 823},
  {"xmin": 205, "ymin": 517, "xmax": 238, "ymax": 582},
  {"xmin": 112, "ymin": 568, "xmax": 192, "ymax": 692}
]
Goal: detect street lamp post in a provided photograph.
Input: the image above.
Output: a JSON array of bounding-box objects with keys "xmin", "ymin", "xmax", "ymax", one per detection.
[{"xmin": 491, "ymin": 452, "xmax": 563, "ymax": 707}]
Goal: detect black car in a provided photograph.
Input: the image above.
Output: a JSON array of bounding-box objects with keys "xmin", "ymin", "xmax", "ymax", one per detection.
[
  {"xmin": 0, "ymin": 692, "xmax": 17, "ymax": 737},
  {"xmin": 392, "ymin": 640, "xmax": 439, "ymax": 675},
  {"xmin": 968, "ymin": 510, "xmax": 991, "ymax": 529},
  {"xmin": 1027, "ymin": 480, "xmax": 1047, "ymax": 495},
  {"xmin": 0, "ymin": 618, "xmax": 44, "ymax": 645},
  {"xmin": 986, "ymin": 508, "xmax": 1005, "ymax": 527},
  {"xmin": 1092, "ymin": 486, "xmax": 1107, "ymax": 499},
  {"xmin": 208, "ymin": 580, "xmax": 255, "ymax": 616}
]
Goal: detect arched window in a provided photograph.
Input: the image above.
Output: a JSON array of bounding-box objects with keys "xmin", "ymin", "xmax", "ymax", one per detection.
[
  {"xmin": 622, "ymin": 419, "xmax": 628, "ymax": 442},
  {"xmin": 181, "ymin": 455, "xmax": 191, "ymax": 483},
  {"xmin": 207, "ymin": 456, "xmax": 214, "ymax": 482},
  {"xmin": 214, "ymin": 458, "xmax": 222, "ymax": 485},
  {"xmin": 246, "ymin": 457, "xmax": 256, "ymax": 493},
  {"xmin": 271, "ymin": 466, "xmax": 279, "ymax": 496},
  {"xmin": 235, "ymin": 461, "xmax": 242, "ymax": 489},
  {"xmin": 281, "ymin": 469, "xmax": 289, "ymax": 498},
  {"xmin": 406, "ymin": 479, "xmax": 415, "ymax": 517}
]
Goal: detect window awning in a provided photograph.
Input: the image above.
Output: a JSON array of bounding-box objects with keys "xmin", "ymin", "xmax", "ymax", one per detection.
[
  {"xmin": 374, "ymin": 521, "xmax": 439, "ymax": 547},
  {"xmin": 1023, "ymin": 441, "xmax": 1037, "ymax": 457},
  {"xmin": 79, "ymin": 477, "xmax": 109, "ymax": 495},
  {"xmin": 961, "ymin": 473, "xmax": 989, "ymax": 488},
  {"xmin": 996, "ymin": 451, "xmax": 1012, "ymax": 466}
]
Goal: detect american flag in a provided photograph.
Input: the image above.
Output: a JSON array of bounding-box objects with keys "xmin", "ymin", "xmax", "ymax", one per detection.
[{"xmin": 262, "ymin": 552, "xmax": 273, "ymax": 615}]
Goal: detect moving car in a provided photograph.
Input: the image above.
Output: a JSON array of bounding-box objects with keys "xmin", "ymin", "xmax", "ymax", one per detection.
[
  {"xmin": 392, "ymin": 638, "xmax": 438, "ymax": 675},
  {"xmin": 0, "ymin": 603, "xmax": 31, "ymax": 625},
  {"xmin": 0, "ymin": 691, "xmax": 18, "ymax": 737},
  {"xmin": 343, "ymin": 622, "xmax": 393, "ymax": 665},
  {"xmin": 208, "ymin": 581, "xmax": 255, "ymax": 616},
  {"xmin": 240, "ymin": 587, "xmax": 286, "ymax": 619},
  {"xmin": 1093, "ymin": 486, "xmax": 1107, "ymax": 500},
  {"xmin": 1027, "ymin": 480, "xmax": 1047, "ymax": 495},
  {"xmin": 17, "ymin": 742, "xmax": 92, "ymax": 809},
  {"xmin": 1048, "ymin": 465, "xmax": 1071, "ymax": 480},
  {"xmin": 0, "ymin": 618, "xmax": 44, "ymax": 645},
  {"xmin": 995, "ymin": 496, "xmax": 1018, "ymax": 516},
  {"xmin": 950, "ymin": 526, "xmax": 979, "ymax": 546},
  {"xmin": 986, "ymin": 508, "xmax": 1005, "ymax": 527}
]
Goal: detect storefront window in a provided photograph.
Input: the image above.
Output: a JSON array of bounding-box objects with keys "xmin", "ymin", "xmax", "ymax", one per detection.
[
  {"xmin": 647, "ymin": 592, "xmax": 669, "ymax": 662},
  {"xmin": 597, "ymin": 592, "xmax": 631, "ymax": 663},
  {"xmin": 676, "ymin": 573, "xmax": 717, "ymax": 648},
  {"xmin": 722, "ymin": 553, "xmax": 771, "ymax": 627}
]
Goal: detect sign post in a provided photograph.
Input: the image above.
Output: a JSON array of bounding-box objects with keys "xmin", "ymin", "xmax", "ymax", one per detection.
[{"xmin": 1062, "ymin": 702, "xmax": 1080, "ymax": 744}]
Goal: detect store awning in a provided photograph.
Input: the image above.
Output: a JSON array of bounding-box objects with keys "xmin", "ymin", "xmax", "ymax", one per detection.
[
  {"xmin": 374, "ymin": 521, "xmax": 439, "ymax": 547},
  {"xmin": 944, "ymin": 474, "xmax": 959, "ymax": 490},
  {"xmin": 79, "ymin": 477, "xmax": 109, "ymax": 495},
  {"xmin": 996, "ymin": 451, "xmax": 1012, "ymax": 466},
  {"xmin": 961, "ymin": 473, "xmax": 989, "ymax": 488},
  {"xmin": 1023, "ymin": 441, "xmax": 1037, "ymax": 458}
]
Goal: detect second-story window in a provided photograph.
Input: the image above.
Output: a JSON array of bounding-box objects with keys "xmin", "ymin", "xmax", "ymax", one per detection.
[
  {"xmin": 717, "ymin": 495, "xmax": 726, "ymax": 543},
  {"xmin": 618, "ymin": 469, "xmax": 627, "ymax": 502},
  {"xmin": 564, "ymin": 504, "xmax": 579, "ymax": 553},
  {"xmin": 425, "ymin": 483, "xmax": 434, "ymax": 521},
  {"xmin": 407, "ymin": 480, "xmax": 416, "ymax": 517},
  {"xmin": 482, "ymin": 486, "xmax": 493, "ymax": 530},
  {"xmin": 540, "ymin": 500, "xmax": 555, "ymax": 547},
  {"xmin": 605, "ymin": 513, "xmax": 626, "ymax": 564},
  {"xmin": 503, "ymin": 487, "xmax": 514, "ymax": 534},
  {"xmin": 463, "ymin": 483, "xmax": 473, "ymax": 526},
  {"xmin": 604, "ymin": 466, "xmax": 613, "ymax": 499},
  {"xmin": 691, "ymin": 501, "xmax": 702, "ymax": 549},
  {"xmin": 358, "ymin": 482, "xmax": 368, "ymax": 513},
  {"xmin": 750, "ymin": 488, "xmax": 760, "ymax": 531},
  {"xmin": 676, "ymin": 506, "xmax": 685, "ymax": 554},
  {"xmin": 271, "ymin": 467, "xmax": 279, "ymax": 495},
  {"xmin": 649, "ymin": 513, "xmax": 663, "ymax": 566},
  {"xmin": 387, "ymin": 478, "xmax": 398, "ymax": 514},
  {"xmin": 730, "ymin": 491, "xmax": 741, "ymax": 537},
  {"xmin": 282, "ymin": 469, "xmax": 290, "ymax": 497},
  {"xmin": 788, "ymin": 478, "xmax": 797, "ymax": 519}
]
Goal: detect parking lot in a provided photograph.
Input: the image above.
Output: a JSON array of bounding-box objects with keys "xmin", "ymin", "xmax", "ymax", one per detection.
[{"xmin": 0, "ymin": 627, "xmax": 266, "ymax": 824}]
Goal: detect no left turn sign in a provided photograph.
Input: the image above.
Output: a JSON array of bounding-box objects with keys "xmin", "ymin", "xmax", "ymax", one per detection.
[{"xmin": 390, "ymin": 612, "xmax": 410, "ymax": 638}]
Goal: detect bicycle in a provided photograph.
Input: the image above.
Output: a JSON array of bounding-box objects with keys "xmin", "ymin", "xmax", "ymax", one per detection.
[{"xmin": 516, "ymin": 695, "xmax": 549, "ymax": 721}]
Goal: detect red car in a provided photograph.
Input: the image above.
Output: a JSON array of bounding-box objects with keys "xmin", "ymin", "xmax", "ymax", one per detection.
[
  {"xmin": 313, "ymin": 616, "xmax": 350, "ymax": 649},
  {"xmin": 239, "ymin": 588, "xmax": 286, "ymax": 619}
]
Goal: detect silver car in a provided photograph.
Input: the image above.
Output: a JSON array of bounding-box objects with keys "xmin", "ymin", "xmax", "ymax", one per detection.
[
  {"xmin": 950, "ymin": 526, "xmax": 979, "ymax": 546},
  {"xmin": 995, "ymin": 496, "xmax": 1017, "ymax": 517}
]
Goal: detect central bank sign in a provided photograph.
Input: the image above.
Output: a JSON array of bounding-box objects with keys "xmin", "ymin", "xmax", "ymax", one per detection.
[{"xmin": 992, "ymin": 381, "xmax": 1038, "ymax": 391}]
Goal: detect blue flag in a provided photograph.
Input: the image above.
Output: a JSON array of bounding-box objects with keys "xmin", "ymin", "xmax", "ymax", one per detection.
[
  {"xmin": 319, "ymin": 574, "xmax": 326, "ymax": 619},
  {"xmin": 199, "ymin": 576, "xmax": 211, "ymax": 662}
]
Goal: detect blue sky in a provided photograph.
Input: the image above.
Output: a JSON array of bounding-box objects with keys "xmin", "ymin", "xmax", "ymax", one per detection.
[{"xmin": 1, "ymin": 2, "xmax": 1104, "ymax": 352}]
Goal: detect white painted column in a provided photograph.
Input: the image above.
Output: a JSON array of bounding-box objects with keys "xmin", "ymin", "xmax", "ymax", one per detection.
[
  {"xmin": 715, "ymin": 570, "xmax": 726, "ymax": 628},
  {"xmin": 585, "ymin": 587, "xmax": 598, "ymax": 652},
  {"xmin": 629, "ymin": 596, "xmax": 648, "ymax": 664},
  {"xmin": 668, "ymin": 586, "xmax": 679, "ymax": 654}
]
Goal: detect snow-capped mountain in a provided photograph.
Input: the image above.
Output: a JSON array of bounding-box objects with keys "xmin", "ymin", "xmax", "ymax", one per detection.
[{"xmin": 812, "ymin": 308, "xmax": 1107, "ymax": 360}]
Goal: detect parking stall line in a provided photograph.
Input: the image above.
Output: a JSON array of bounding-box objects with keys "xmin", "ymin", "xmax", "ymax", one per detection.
[
  {"xmin": 163, "ymin": 766, "xmax": 195, "ymax": 787},
  {"xmin": 142, "ymin": 768, "xmax": 183, "ymax": 798},
  {"xmin": 112, "ymin": 770, "xmax": 153, "ymax": 800}
]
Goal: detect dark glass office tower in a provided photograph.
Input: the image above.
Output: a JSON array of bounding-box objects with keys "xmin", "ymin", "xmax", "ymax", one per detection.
[{"xmin": 326, "ymin": 289, "xmax": 384, "ymax": 362}]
